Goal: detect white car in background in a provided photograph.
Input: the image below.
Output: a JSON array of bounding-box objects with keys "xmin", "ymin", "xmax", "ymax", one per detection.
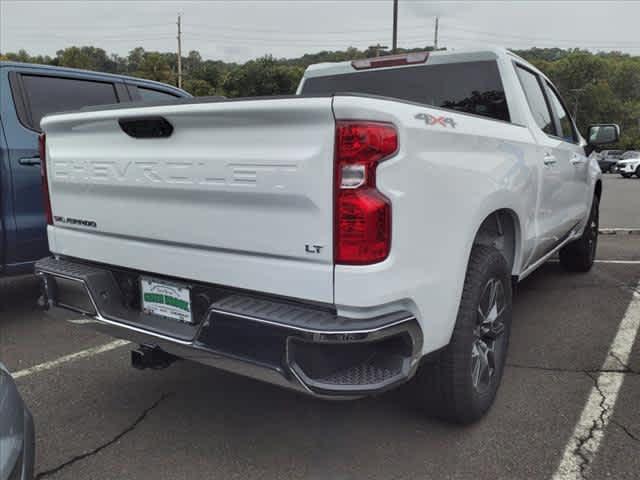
[{"xmin": 617, "ymin": 151, "xmax": 640, "ymax": 178}]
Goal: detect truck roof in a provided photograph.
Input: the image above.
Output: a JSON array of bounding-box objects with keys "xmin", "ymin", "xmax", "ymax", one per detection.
[
  {"xmin": 303, "ymin": 47, "xmax": 540, "ymax": 80},
  {"xmin": 0, "ymin": 61, "xmax": 190, "ymax": 96}
]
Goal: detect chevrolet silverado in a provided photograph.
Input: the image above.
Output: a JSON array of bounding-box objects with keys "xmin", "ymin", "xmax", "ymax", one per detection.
[{"xmin": 35, "ymin": 48, "xmax": 620, "ymax": 423}]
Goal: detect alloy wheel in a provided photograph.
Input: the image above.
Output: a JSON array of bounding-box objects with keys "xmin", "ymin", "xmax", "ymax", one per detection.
[{"xmin": 471, "ymin": 277, "xmax": 506, "ymax": 394}]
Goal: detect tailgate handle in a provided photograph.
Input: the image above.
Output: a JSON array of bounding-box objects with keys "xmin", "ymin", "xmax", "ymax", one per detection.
[{"xmin": 119, "ymin": 116, "xmax": 173, "ymax": 139}]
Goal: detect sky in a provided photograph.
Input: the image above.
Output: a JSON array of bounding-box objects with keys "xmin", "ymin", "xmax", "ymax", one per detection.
[{"xmin": 1, "ymin": 0, "xmax": 639, "ymax": 62}]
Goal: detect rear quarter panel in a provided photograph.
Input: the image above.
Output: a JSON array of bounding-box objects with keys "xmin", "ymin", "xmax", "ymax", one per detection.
[{"xmin": 332, "ymin": 96, "xmax": 538, "ymax": 354}]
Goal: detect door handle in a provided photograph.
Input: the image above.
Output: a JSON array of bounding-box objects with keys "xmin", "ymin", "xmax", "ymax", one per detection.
[
  {"xmin": 570, "ymin": 154, "xmax": 585, "ymax": 165},
  {"xmin": 543, "ymin": 153, "xmax": 557, "ymax": 166},
  {"xmin": 18, "ymin": 156, "xmax": 41, "ymax": 166}
]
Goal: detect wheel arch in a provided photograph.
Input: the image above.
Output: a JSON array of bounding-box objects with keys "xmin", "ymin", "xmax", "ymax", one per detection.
[{"xmin": 471, "ymin": 208, "xmax": 521, "ymax": 277}]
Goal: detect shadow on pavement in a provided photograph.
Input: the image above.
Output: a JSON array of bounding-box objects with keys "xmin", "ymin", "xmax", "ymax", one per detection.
[{"xmin": 0, "ymin": 275, "xmax": 41, "ymax": 317}]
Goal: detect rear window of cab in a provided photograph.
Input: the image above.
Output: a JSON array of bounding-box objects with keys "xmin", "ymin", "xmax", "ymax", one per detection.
[{"xmin": 301, "ymin": 60, "xmax": 510, "ymax": 123}]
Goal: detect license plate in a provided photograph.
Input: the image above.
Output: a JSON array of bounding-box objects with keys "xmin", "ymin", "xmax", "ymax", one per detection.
[{"xmin": 141, "ymin": 277, "xmax": 192, "ymax": 323}]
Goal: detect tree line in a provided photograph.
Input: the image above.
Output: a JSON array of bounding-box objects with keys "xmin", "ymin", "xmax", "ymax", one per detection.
[{"xmin": 2, "ymin": 45, "xmax": 638, "ymax": 148}]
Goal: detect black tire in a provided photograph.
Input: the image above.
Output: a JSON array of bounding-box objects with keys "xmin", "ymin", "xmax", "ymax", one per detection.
[
  {"xmin": 409, "ymin": 245, "xmax": 513, "ymax": 424},
  {"xmin": 559, "ymin": 195, "xmax": 599, "ymax": 273},
  {"xmin": 636, "ymin": 166, "xmax": 640, "ymax": 178},
  {"xmin": 621, "ymin": 173, "xmax": 631, "ymax": 178}
]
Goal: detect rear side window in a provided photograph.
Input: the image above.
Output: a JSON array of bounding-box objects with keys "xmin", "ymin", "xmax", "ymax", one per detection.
[
  {"xmin": 138, "ymin": 87, "xmax": 180, "ymax": 102},
  {"xmin": 515, "ymin": 66, "xmax": 554, "ymax": 136},
  {"xmin": 20, "ymin": 75, "xmax": 119, "ymax": 131},
  {"xmin": 545, "ymin": 82, "xmax": 578, "ymax": 143},
  {"xmin": 301, "ymin": 60, "xmax": 510, "ymax": 122}
]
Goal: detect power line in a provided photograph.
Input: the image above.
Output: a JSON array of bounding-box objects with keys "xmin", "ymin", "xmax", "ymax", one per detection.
[
  {"xmin": 182, "ymin": 29, "xmax": 639, "ymax": 51},
  {"xmin": 440, "ymin": 23, "xmax": 640, "ymax": 47},
  {"xmin": 7, "ymin": 17, "xmax": 638, "ymax": 50},
  {"xmin": 5, "ymin": 16, "xmax": 639, "ymax": 56},
  {"xmin": 181, "ymin": 22, "xmax": 640, "ymax": 49},
  {"xmin": 184, "ymin": 21, "xmax": 425, "ymax": 35},
  {"xmin": 177, "ymin": 20, "xmax": 640, "ymax": 48},
  {"xmin": 6, "ymin": 22, "xmax": 174, "ymax": 32},
  {"xmin": 183, "ymin": 32, "xmax": 386, "ymax": 48},
  {"xmin": 183, "ymin": 29, "xmax": 388, "ymax": 44},
  {"xmin": 438, "ymin": 34, "xmax": 640, "ymax": 50}
]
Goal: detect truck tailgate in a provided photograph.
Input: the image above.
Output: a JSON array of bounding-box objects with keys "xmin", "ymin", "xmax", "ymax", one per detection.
[{"xmin": 42, "ymin": 97, "xmax": 336, "ymax": 303}]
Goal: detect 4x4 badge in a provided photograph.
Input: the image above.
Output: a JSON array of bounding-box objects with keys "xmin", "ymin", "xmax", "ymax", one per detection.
[{"xmin": 415, "ymin": 113, "xmax": 456, "ymax": 128}]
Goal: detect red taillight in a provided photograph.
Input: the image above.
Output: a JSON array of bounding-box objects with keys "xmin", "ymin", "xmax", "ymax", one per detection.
[
  {"xmin": 335, "ymin": 121, "xmax": 397, "ymax": 265},
  {"xmin": 39, "ymin": 133, "xmax": 52, "ymax": 225}
]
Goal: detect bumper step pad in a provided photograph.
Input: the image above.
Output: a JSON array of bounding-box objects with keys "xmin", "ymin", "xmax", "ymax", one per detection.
[{"xmin": 318, "ymin": 363, "xmax": 401, "ymax": 386}]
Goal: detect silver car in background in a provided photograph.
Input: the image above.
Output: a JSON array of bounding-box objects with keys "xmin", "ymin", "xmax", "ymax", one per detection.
[{"xmin": 0, "ymin": 363, "xmax": 34, "ymax": 480}]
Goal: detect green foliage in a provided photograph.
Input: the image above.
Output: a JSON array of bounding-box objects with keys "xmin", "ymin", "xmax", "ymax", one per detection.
[
  {"xmin": 183, "ymin": 78, "xmax": 215, "ymax": 97},
  {"xmin": 56, "ymin": 46, "xmax": 117, "ymax": 72},
  {"xmin": 134, "ymin": 51, "xmax": 173, "ymax": 83},
  {"xmin": 2, "ymin": 45, "xmax": 638, "ymax": 148},
  {"xmin": 222, "ymin": 56, "xmax": 303, "ymax": 98},
  {"xmin": 518, "ymin": 49, "xmax": 640, "ymax": 149}
]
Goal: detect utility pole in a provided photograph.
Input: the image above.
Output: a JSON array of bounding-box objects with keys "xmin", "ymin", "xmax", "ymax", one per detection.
[
  {"xmin": 434, "ymin": 16, "xmax": 439, "ymax": 50},
  {"xmin": 392, "ymin": 0, "xmax": 398, "ymax": 53},
  {"xmin": 177, "ymin": 14, "xmax": 183, "ymax": 89}
]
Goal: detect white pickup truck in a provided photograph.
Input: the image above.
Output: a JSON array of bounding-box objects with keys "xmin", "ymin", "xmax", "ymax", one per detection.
[{"xmin": 36, "ymin": 48, "xmax": 620, "ymax": 423}]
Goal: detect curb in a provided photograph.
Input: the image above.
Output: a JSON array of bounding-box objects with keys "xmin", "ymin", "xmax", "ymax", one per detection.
[{"xmin": 599, "ymin": 228, "xmax": 640, "ymax": 235}]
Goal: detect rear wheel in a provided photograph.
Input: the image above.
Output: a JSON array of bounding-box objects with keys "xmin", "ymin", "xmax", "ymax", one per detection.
[
  {"xmin": 409, "ymin": 245, "xmax": 512, "ymax": 424},
  {"xmin": 559, "ymin": 195, "xmax": 599, "ymax": 273},
  {"xmin": 636, "ymin": 166, "xmax": 640, "ymax": 178}
]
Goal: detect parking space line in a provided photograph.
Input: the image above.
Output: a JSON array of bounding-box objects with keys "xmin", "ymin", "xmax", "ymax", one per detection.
[
  {"xmin": 594, "ymin": 260, "xmax": 640, "ymax": 264},
  {"xmin": 548, "ymin": 259, "xmax": 640, "ymax": 265},
  {"xmin": 11, "ymin": 340, "xmax": 130, "ymax": 380},
  {"xmin": 599, "ymin": 228, "xmax": 640, "ymax": 235},
  {"xmin": 552, "ymin": 284, "xmax": 640, "ymax": 479}
]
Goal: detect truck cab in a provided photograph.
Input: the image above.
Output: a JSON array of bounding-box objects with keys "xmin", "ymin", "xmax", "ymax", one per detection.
[{"xmin": 0, "ymin": 62, "xmax": 191, "ymax": 276}]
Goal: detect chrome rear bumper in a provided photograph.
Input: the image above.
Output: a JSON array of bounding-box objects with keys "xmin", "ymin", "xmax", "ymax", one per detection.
[{"xmin": 36, "ymin": 256, "xmax": 423, "ymax": 398}]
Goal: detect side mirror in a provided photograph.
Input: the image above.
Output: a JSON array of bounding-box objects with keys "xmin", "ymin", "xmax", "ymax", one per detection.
[{"xmin": 588, "ymin": 124, "xmax": 620, "ymax": 146}]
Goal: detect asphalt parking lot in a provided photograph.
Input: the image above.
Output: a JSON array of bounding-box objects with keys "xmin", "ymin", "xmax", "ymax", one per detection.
[
  {"xmin": 1, "ymin": 175, "xmax": 638, "ymax": 480},
  {"xmin": 600, "ymin": 174, "xmax": 640, "ymax": 229}
]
